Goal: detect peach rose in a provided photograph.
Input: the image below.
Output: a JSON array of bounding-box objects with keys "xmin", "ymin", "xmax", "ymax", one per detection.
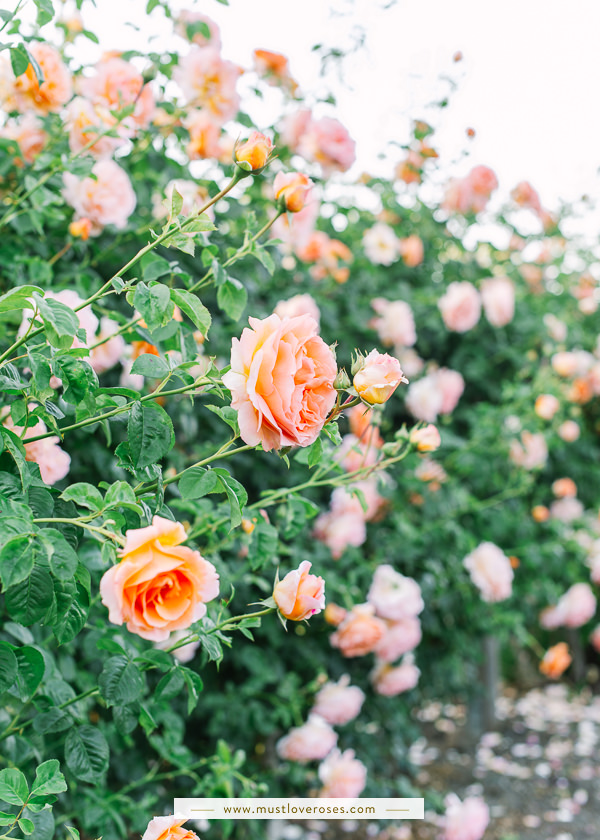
[
  {"xmin": 273, "ymin": 560, "xmax": 325, "ymax": 621},
  {"xmin": 183, "ymin": 109, "xmax": 222, "ymax": 160},
  {"xmin": 174, "ymin": 47, "xmax": 241, "ymax": 122},
  {"xmin": 353, "ymin": 350, "xmax": 407, "ymax": 405},
  {"xmin": 1, "ymin": 114, "xmax": 48, "ymax": 164},
  {"xmin": 324, "ymin": 603, "xmax": 347, "ymax": 626},
  {"xmin": 273, "ymin": 171, "xmax": 312, "ymax": 212},
  {"xmin": 311, "ymin": 675, "xmax": 365, "ymax": 725},
  {"xmin": 509, "ymin": 431, "xmax": 548, "ymax": 470},
  {"xmin": 273, "ymin": 294, "xmax": 320, "ymax": 326},
  {"xmin": 410, "ymin": 424, "xmax": 441, "ymax": 452},
  {"xmin": 370, "ymin": 298, "xmax": 417, "ymax": 349},
  {"xmin": 223, "ymin": 314, "xmax": 337, "ymax": 451},
  {"xmin": 374, "ymin": 616, "xmax": 422, "ymax": 663},
  {"xmin": 540, "ymin": 583, "xmax": 596, "ymax": 630},
  {"xmin": 65, "ymin": 97, "xmax": 123, "ymax": 158},
  {"xmin": 330, "ymin": 603, "xmax": 386, "ymax": 657},
  {"xmin": 443, "ymin": 794, "xmax": 490, "ymax": 840},
  {"xmin": 13, "ymin": 43, "xmax": 72, "ymax": 114},
  {"xmin": 399, "ymin": 234, "xmax": 424, "ymax": 267},
  {"xmin": 511, "ymin": 180, "xmax": 542, "ymax": 214},
  {"xmin": 367, "ymin": 565, "xmax": 424, "ymax": 620},
  {"xmin": 253, "ymin": 49, "xmax": 297, "ymax": 94},
  {"xmin": 276, "ymin": 715, "xmax": 337, "ymax": 762},
  {"xmin": 438, "ymin": 281, "xmax": 481, "ymax": 333},
  {"xmin": 298, "ymin": 116, "xmax": 356, "ymax": 174},
  {"xmin": 63, "ymin": 159, "xmax": 136, "ymax": 235},
  {"xmin": 318, "ymin": 749, "xmax": 367, "ymax": 798},
  {"xmin": 363, "ymin": 223, "xmax": 399, "ymax": 266},
  {"xmin": 558, "ymin": 420, "xmax": 580, "ymax": 442},
  {"xmin": 539, "ymin": 643, "xmax": 572, "ymax": 680},
  {"xmin": 2, "ymin": 413, "xmax": 70, "ymax": 486},
  {"xmin": 371, "ymin": 656, "xmax": 420, "ymax": 696},
  {"xmin": 552, "ymin": 477, "xmax": 577, "ymax": 498},
  {"xmin": 534, "ymin": 394, "xmax": 560, "ymax": 420},
  {"xmin": 79, "ymin": 57, "xmax": 154, "ymax": 130},
  {"xmin": 481, "ymin": 276, "xmax": 515, "ymax": 327},
  {"xmin": 142, "ymin": 815, "xmax": 199, "ymax": 840},
  {"xmin": 89, "ymin": 317, "xmax": 126, "ymax": 375},
  {"xmin": 100, "ymin": 516, "xmax": 219, "ymax": 641},
  {"xmin": 463, "ymin": 542, "xmax": 513, "ymax": 603},
  {"xmin": 235, "ymin": 131, "xmax": 273, "ymax": 170}
]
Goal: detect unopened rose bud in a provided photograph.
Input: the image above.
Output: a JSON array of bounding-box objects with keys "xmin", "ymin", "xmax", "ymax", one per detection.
[
  {"xmin": 540, "ymin": 642, "xmax": 572, "ymax": 679},
  {"xmin": 235, "ymin": 131, "xmax": 274, "ymax": 171},
  {"xmin": 410, "ymin": 424, "xmax": 441, "ymax": 452},
  {"xmin": 273, "ymin": 171, "xmax": 312, "ymax": 212},
  {"xmin": 69, "ymin": 218, "xmax": 92, "ymax": 240},
  {"xmin": 353, "ymin": 350, "xmax": 407, "ymax": 405},
  {"xmin": 333, "ymin": 369, "xmax": 351, "ymax": 390},
  {"xmin": 241, "ymin": 518, "xmax": 256, "ymax": 534},
  {"xmin": 532, "ymin": 505, "xmax": 550, "ymax": 523}
]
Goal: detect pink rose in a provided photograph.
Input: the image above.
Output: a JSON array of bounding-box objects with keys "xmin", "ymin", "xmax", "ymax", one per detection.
[
  {"xmin": 481, "ymin": 276, "xmax": 515, "ymax": 327},
  {"xmin": 330, "ymin": 603, "xmax": 386, "ymax": 658},
  {"xmin": 374, "ymin": 616, "xmax": 422, "ymax": 663},
  {"xmin": 443, "ymin": 794, "xmax": 490, "ymax": 840},
  {"xmin": 541, "ymin": 583, "xmax": 596, "ymax": 629},
  {"xmin": 276, "ymin": 715, "xmax": 337, "ymax": 762},
  {"xmin": 399, "ymin": 234, "xmax": 424, "ymax": 267},
  {"xmin": 142, "ymin": 815, "xmax": 199, "ymax": 840},
  {"xmin": 437, "ymin": 368, "xmax": 465, "ymax": 414},
  {"xmin": 336, "ymin": 433, "xmax": 382, "ymax": 474},
  {"xmin": 511, "ymin": 180, "xmax": 542, "ymax": 214},
  {"xmin": 279, "ymin": 108, "xmax": 312, "ymax": 151},
  {"xmin": 590, "ymin": 625, "xmax": 600, "ymax": 653},
  {"xmin": 318, "ymin": 749, "xmax": 367, "ymax": 798},
  {"xmin": 534, "ymin": 394, "xmax": 560, "ymax": 420},
  {"xmin": 405, "ymin": 376, "xmax": 443, "ymax": 423},
  {"xmin": 370, "ymin": 298, "xmax": 417, "ymax": 349},
  {"xmin": 558, "ymin": 420, "xmax": 580, "ymax": 442},
  {"xmin": 1, "ymin": 114, "xmax": 47, "ymax": 163},
  {"xmin": 174, "ymin": 47, "xmax": 241, "ymax": 122},
  {"xmin": 367, "ymin": 565, "xmax": 424, "ymax": 620},
  {"xmin": 314, "ymin": 504, "xmax": 367, "ymax": 559},
  {"xmin": 410, "ymin": 424, "xmax": 441, "ymax": 452},
  {"xmin": 100, "ymin": 516, "xmax": 219, "ymax": 641},
  {"xmin": 89, "ymin": 317, "xmax": 126, "ymax": 375},
  {"xmin": 298, "ymin": 116, "xmax": 356, "ymax": 174},
  {"xmin": 509, "ymin": 431, "xmax": 548, "ymax": 470},
  {"xmin": 438, "ymin": 282, "xmax": 481, "ymax": 333},
  {"xmin": 311, "ymin": 675, "xmax": 365, "ymax": 725},
  {"xmin": 371, "ymin": 656, "xmax": 420, "ymax": 696},
  {"xmin": 550, "ymin": 497, "xmax": 584, "ymax": 523},
  {"xmin": 63, "ymin": 159, "xmax": 136, "ymax": 235},
  {"xmin": 273, "ymin": 171, "xmax": 312, "ymax": 213},
  {"xmin": 13, "ymin": 42, "xmax": 72, "ymax": 114},
  {"xmin": 463, "ymin": 542, "xmax": 513, "ymax": 603},
  {"xmin": 223, "ymin": 314, "xmax": 337, "ymax": 451},
  {"xmin": 353, "ymin": 350, "xmax": 407, "ymax": 405},
  {"xmin": 79, "ymin": 57, "xmax": 154, "ymax": 131},
  {"xmin": 273, "ymin": 560, "xmax": 325, "ymax": 621},
  {"xmin": 273, "ymin": 294, "xmax": 320, "ymax": 326}
]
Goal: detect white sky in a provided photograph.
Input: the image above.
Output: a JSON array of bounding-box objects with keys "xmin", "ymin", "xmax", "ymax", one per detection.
[{"xmin": 18, "ymin": 0, "xmax": 600, "ymax": 227}]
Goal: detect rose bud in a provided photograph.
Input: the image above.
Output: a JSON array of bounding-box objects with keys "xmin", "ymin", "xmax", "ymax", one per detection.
[
  {"xmin": 410, "ymin": 423, "xmax": 441, "ymax": 452},
  {"xmin": 539, "ymin": 642, "xmax": 572, "ymax": 679},
  {"xmin": 273, "ymin": 560, "xmax": 325, "ymax": 621},
  {"xmin": 274, "ymin": 171, "xmax": 312, "ymax": 212},
  {"xmin": 235, "ymin": 131, "xmax": 274, "ymax": 171},
  {"xmin": 353, "ymin": 350, "xmax": 407, "ymax": 405}
]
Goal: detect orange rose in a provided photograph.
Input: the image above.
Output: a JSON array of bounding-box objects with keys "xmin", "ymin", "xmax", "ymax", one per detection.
[
  {"xmin": 100, "ymin": 516, "xmax": 219, "ymax": 641},
  {"xmin": 273, "ymin": 561, "xmax": 325, "ymax": 621},
  {"xmin": 273, "ymin": 171, "xmax": 312, "ymax": 213},
  {"xmin": 539, "ymin": 642, "xmax": 572, "ymax": 679},
  {"xmin": 235, "ymin": 131, "xmax": 273, "ymax": 170},
  {"xmin": 410, "ymin": 424, "xmax": 441, "ymax": 452},
  {"xmin": 142, "ymin": 815, "xmax": 199, "ymax": 840},
  {"xmin": 330, "ymin": 604, "xmax": 386, "ymax": 657}
]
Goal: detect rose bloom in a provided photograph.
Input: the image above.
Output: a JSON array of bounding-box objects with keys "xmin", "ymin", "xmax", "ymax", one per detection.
[
  {"xmin": 395, "ymin": 148, "xmax": 424, "ymax": 184},
  {"xmin": 13, "ymin": 42, "xmax": 72, "ymax": 114},
  {"xmin": 415, "ymin": 457, "xmax": 448, "ymax": 484},
  {"xmin": 100, "ymin": 516, "xmax": 219, "ymax": 641},
  {"xmin": 552, "ymin": 477, "xmax": 578, "ymax": 498},
  {"xmin": 273, "ymin": 171, "xmax": 312, "ymax": 212},
  {"xmin": 374, "ymin": 616, "xmax": 422, "ymax": 663},
  {"xmin": 539, "ymin": 643, "xmax": 572, "ymax": 680},
  {"xmin": 324, "ymin": 603, "xmax": 347, "ymax": 626},
  {"xmin": 463, "ymin": 542, "xmax": 514, "ymax": 603},
  {"xmin": 362, "ymin": 223, "xmax": 399, "ymax": 266},
  {"xmin": 511, "ymin": 180, "xmax": 543, "ymax": 214},
  {"xmin": 531, "ymin": 505, "xmax": 550, "ymax": 523},
  {"xmin": 174, "ymin": 46, "xmax": 241, "ymax": 122},
  {"xmin": 318, "ymin": 749, "xmax": 367, "ymax": 799},
  {"xmin": 273, "ymin": 560, "xmax": 325, "ymax": 621},
  {"xmin": 443, "ymin": 794, "xmax": 490, "ymax": 840},
  {"xmin": 336, "ymin": 433, "xmax": 380, "ymax": 474},
  {"xmin": 175, "ymin": 10, "xmax": 221, "ymax": 48},
  {"xmin": 79, "ymin": 57, "xmax": 155, "ymax": 130},
  {"xmin": 274, "ymin": 294, "xmax": 320, "ymax": 326},
  {"xmin": 279, "ymin": 107, "xmax": 312, "ymax": 151},
  {"xmin": 142, "ymin": 815, "xmax": 199, "ymax": 840},
  {"xmin": 313, "ymin": 501, "xmax": 367, "ymax": 559},
  {"xmin": 2, "ymin": 413, "xmax": 70, "ymax": 486},
  {"xmin": 541, "ymin": 583, "xmax": 596, "ymax": 630},
  {"xmin": 311, "ymin": 675, "xmax": 365, "ymax": 725},
  {"xmin": 371, "ymin": 656, "xmax": 420, "ymax": 696},
  {"xmin": 550, "ymin": 497, "xmax": 584, "ymax": 523},
  {"xmin": 405, "ymin": 376, "xmax": 443, "ymax": 423},
  {"xmin": 353, "ymin": 350, "xmax": 407, "ymax": 405},
  {"xmin": 481, "ymin": 276, "xmax": 515, "ymax": 327},
  {"xmin": 442, "ymin": 166, "xmax": 497, "ymax": 215},
  {"xmin": 544, "ymin": 313, "xmax": 568, "ymax": 342},
  {"xmin": 370, "ymin": 298, "xmax": 417, "ymax": 348},
  {"xmin": 399, "ymin": 234, "xmax": 424, "ymax": 267},
  {"xmin": 509, "ymin": 431, "xmax": 548, "ymax": 470},
  {"xmin": 367, "ymin": 565, "xmax": 424, "ymax": 621},
  {"xmin": 438, "ymin": 282, "xmax": 481, "ymax": 333},
  {"xmin": 235, "ymin": 131, "xmax": 273, "ymax": 170},
  {"xmin": 65, "ymin": 97, "xmax": 124, "ymax": 158},
  {"xmin": 535, "ymin": 393, "xmax": 560, "ymax": 420},
  {"xmin": 223, "ymin": 313, "xmax": 337, "ymax": 451},
  {"xmin": 89, "ymin": 317, "xmax": 126, "ymax": 375},
  {"xmin": 63, "ymin": 159, "xmax": 136, "ymax": 235},
  {"xmin": 183, "ymin": 109, "xmax": 222, "ymax": 160},
  {"xmin": 298, "ymin": 116, "xmax": 356, "ymax": 174},
  {"xmin": 410, "ymin": 424, "xmax": 441, "ymax": 452},
  {"xmin": 558, "ymin": 419, "xmax": 580, "ymax": 442},
  {"xmin": 253, "ymin": 49, "xmax": 297, "ymax": 94},
  {"xmin": 276, "ymin": 715, "xmax": 337, "ymax": 763},
  {"xmin": 552, "ymin": 350, "xmax": 594, "ymax": 378},
  {"xmin": 272, "ymin": 196, "xmax": 320, "ymax": 254},
  {"xmin": 1, "ymin": 114, "xmax": 48, "ymax": 164},
  {"xmin": 330, "ymin": 603, "xmax": 386, "ymax": 657}
]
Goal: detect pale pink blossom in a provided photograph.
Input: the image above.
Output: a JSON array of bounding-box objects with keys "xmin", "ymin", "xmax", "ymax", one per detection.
[
  {"xmin": 443, "ymin": 794, "xmax": 490, "ymax": 840},
  {"xmin": 311, "ymin": 675, "xmax": 365, "ymax": 725},
  {"xmin": 274, "ymin": 294, "xmax": 320, "ymax": 326},
  {"xmin": 353, "ymin": 350, "xmax": 407, "ymax": 405},
  {"xmin": 399, "ymin": 234, "xmax": 424, "ymax": 267},
  {"xmin": 183, "ymin": 109, "xmax": 222, "ymax": 159},
  {"xmin": 540, "ymin": 583, "xmax": 597, "ymax": 629},
  {"xmin": 276, "ymin": 715, "xmax": 337, "ymax": 763},
  {"xmin": 550, "ymin": 497, "xmax": 584, "ymax": 523},
  {"xmin": 406, "ymin": 378, "xmax": 441, "ymax": 428},
  {"xmin": 336, "ymin": 433, "xmax": 380, "ymax": 473},
  {"xmin": 2, "ymin": 413, "xmax": 70, "ymax": 486},
  {"xmin": 442, "ymin": 165, "xmax": 498, "ymax": 215},
  {"xmin": 534, "ymin": 394, "xmax": 560, "ymax": 420},
  {"xmin": 271, "ymin": 197, "xmax": 320, "ymax": 254},
  {"xmin": 509, "ymin": 431, "xmax": 548, "ymax": 470},
  {"xmin": 89, "ymin": 317, "xmax": 126, "ymax": 375},
  {"xmin": 410, "ymin": 424, "xmax": 441, "ymax": 452},
  {"xmin": 415, "ymin": 457, "xmax": 448, "ymax": 484},
  {"xmin": 279, "ymin": 108, "xmax": 312, "ymax": 151},
  {"xmin": 558, "ymin": 420, "xmax": 580, "ymax": 442},
  {"xmin": 438, "ymin": 282, "xmax": 481, "ymax": 333},
  {"xmin": 543, "ymin": 313, "xmax": 568, "ymax": 342},
  {"xmin": 363, "ymin": 223, "xmax": 399, "ymax": 266},
  {"xmin": 481, "ymin": 276, "xmax": 515, "ymax": 327},
  {"xmin": 174, "ymin": 47, "xmax": 241, "ymax": 122},
  {"xmin": 13, "ymin": 43, "xmax": 72, "ymax": 114},
  {"xmin": 298, "ymin": 116, "xmax": 356, "ymax": 174},
  {"xmin": 396, "ymin": 348, "xmax": 425, "ymax": 379},
  {"xmin": 79, "ymin": 57, "xmax": 155, "ymax": 130},
  {"xmin": 318, "ymin": 749, "xmax": 367, "ymax": 798},
  {"xmin": 511, "ymin": 180, "xmax": 543, "ymax": 214},
  {"xmin": 463, "ymin": 542, "xmax": 513, "ymax": 602},
  {"xmin": 63, "ymin": 159, "xmax": 136, "ymax": 235},
  {"xmin": 371, "ymin": 655, "xmax": 420, "ymax": 696},
  {"xmin": 313, "ymin": 503, "xmax": 367, "ymax": 559},
  {"xmin": 65, "ymin": 97, "xmax": 124, "ymax": 157},
  {"xmin": 368, "ymin": 566, "xmax": 424, "ymax": 621},
  {"xmin": 330, "ymin": 603, "xmax": 386, "ymax": 658},
  {"xmin": 155, "ymin": 630, "xmax": 200, "ymax": 664},
  {"xmin": 370, "ymin": 298, "xmax": 416, "ymax": 348},
  {"xmin": 374, "ymin": 616, "xmax": 422, "ymax": 663},
  {"xmin": 1, "ymin": 114, "xmax": 47, "ymax": 163},
  {"xmin": 552, "ymin": 350, "xmax": 594, "ymax": 378}
]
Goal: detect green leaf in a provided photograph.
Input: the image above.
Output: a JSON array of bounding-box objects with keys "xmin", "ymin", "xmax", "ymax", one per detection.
[
  {"xmin": 155, "ymin": 668, "xmax": 185, "ymax": 701},
  {"xmin": 128, "ymin": 401, "xmax": 174, "ymax": 468},
  {"xmin": 6, "ymin": 563, "xmax": 53, "ymax": 625},
  {"xmin": 64, "ymin": 726, "xmax": 109, "ymax": 783},
  {"xmin": 307, "ymin": 436, "xmax": 323, "ymax": 469},
  {"xmin": 0, "ymin": 534, "xmax": 36, "ymax": 590},
  {"xmin": 130, "ymin": 353, "xmax": 170, "ymax": 378},
  {"xmin": 34, "ymin": 0, "xmax": 54, "ymax": 26},
  {"xmin": 141, "ymin": 254, "xmax": 171, "ymax": 282},
  {"xmin": 104, "ymin": 481, "xmax": 137, "ymax": 507},
  {"xmin": 14, "ymin": 646, "xmax": 45, "ymax": 699},
  {"xmin": 32, "ymin": 293, "xmax": 79, "ymax": 350},
  {"xmin": 0, "ymin": 768, "xmax": 28, "ymax": 806},
  {"xmin": 195, "ymin": 629, "xmax": 223, "ymax": 663},
  {"xmin": 32, "ymin": 708, "xmax": 73, "ymax": 734},
  {"xmin": 0, "ymin": 286, "xmax": 41, "ymax": 313},
  {"xmin": 18, "ymin": 817, "xmax": 35, "ymax": 836},
  {"xmin": 60, "ymin": 483, "xmax": 103, "ymax": 512},
  {"xmin": 99, "ymin": 656, "xmax": 145, "ymax": 706},
  {"xmin": 180, "ymin": 214, "xmax": 215, "ymax": 233},
  {"xmin": 133, "ymin": 281, "xmax": 173, "ymax": 332},
  {"xmin": 217, "ymin": 278, "xmax": 247, "ymax": 321},
  {"xmin": 1, "ymin": 428, "xmax": 32, "ymax": 492},
  {"xmin": 205, "ymin": 404, "xmax": 239, "ymax": 435},
  {"xmin": 31, "ymin": 760, "xmax": 67, "ymax": 797},
  {"xmin": 52, "ymin": 356, "xmax": 98, "ymax": 405},
  {"xmin": 214, "ymin": 469, "xmax": 247, "ymax": 529},
  {"xmin": 181, "ymin": 667, "xmax": 203, "ymax": 714},
  {"xmin": 247, "ymin": 522, "xmax": 279, "ymax": 571},
  {"xmin": 178, "ymin": 467, "xmax": 220, "ymax": 499},
  {"xmin": 0, "ymin": 642, "xmax": 17, "ymax": 694},
  {"xmin": 170, "ymin": 288, "xmax": 211, "ymax": 336},
  {"xmin": 65, "ymin": 827, "xmax": 81, "ymax": 840},
  {"xmin": 42, "ymin": 529, "xmax": 78, "ymax": 580},
  {"xmin": 53, "ymin": 580, "xmax": 89, "ymax": 645},
  {"xmin": 10, "ymin": 44, "xmax": 30, "ymax": 77}
]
